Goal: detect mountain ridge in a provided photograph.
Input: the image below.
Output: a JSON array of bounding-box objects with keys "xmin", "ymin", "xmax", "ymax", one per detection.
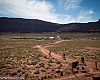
[{"xmin": 0, "ymin": 17, "xmax": 100, "ymax": 33}]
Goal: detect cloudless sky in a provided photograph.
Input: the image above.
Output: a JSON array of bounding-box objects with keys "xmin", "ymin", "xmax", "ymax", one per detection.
[{"xmin": 0, "ymin": 0, "xmax": 100, "ymax": 24}]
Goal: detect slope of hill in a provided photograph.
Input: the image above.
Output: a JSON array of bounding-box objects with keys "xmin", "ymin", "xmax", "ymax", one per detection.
[{"xmin": 0, "ymin": 17, "xmax": 100, "ymax": 33}]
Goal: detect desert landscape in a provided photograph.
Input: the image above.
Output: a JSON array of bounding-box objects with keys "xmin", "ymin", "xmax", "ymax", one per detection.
[
  {"xmin": 0, "ymin": 33, "xmax": 100, "ymax": 80},
  {"xmin": 0, "ymin": 0, "xmax": 100, "ymax": 80}
]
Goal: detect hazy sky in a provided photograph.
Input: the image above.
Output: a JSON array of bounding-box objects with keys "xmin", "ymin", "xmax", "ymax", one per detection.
[{"xmin": 0, "ymin": 0, "xmax": 100, "ymax": 24}]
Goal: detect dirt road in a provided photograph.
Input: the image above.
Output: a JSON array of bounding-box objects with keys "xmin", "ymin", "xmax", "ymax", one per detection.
[
  {"xmin": 35, "ymin": 40, "xmax": 75, "ymax": 62},
  {"xmin": 36, "ymin": 45, "xmax": 62, "ymax": 60}
]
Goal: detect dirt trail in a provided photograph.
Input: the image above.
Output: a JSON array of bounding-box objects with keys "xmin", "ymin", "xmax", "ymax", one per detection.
[
  {"xmin": 52, "ymin": 40, "xmax": 64, "ymax": 44},
  {"xmin": 35, "ymin": 40, "xmax": 74, "ymax": 62},
  {"xmin": 45, "ymin": 40, "xmax": 71, "ymax": 48},
  {"xmin": 36, "ymin": 45, "xmax": 61, "ymax": 60},
  {"xmin": 44, "ymin": 40, "xmax": 64, "ymax": 47}
]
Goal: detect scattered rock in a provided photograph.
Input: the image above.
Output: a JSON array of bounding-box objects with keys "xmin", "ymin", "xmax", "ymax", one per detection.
[{"xmin": 34, "ymin": 70, "xmax": 40, "ymax": 74}]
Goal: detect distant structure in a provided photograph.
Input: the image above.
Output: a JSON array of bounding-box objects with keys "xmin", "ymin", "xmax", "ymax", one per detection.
[
  {"xmin": 57, "ymin": 35, "xmax": 61, "ymax": 40},
  {"xmin": 49, "ymin": 37, "xmax": 55, "ymax": 40},
  {"xmin": 12, "ymin": 37, "xmax": 47, "ymax": 40}
]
